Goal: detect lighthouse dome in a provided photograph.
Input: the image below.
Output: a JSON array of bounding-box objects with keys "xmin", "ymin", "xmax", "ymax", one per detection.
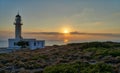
[{"xmin": 16, "ymin": 14, "xmax": 21, "ymax": 17}]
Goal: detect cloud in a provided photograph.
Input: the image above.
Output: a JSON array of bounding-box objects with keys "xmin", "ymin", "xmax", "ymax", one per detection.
[
  {"xmin": 24, "ymin": 31, "xmax": 120, "ymax": 37},
  {"xmin": 24, "ymin": 32, "xmax": 61, "ymax": 35},
  {"xmin": 70, "ymin": 32, "xmax": 120, "ymax": 37}
]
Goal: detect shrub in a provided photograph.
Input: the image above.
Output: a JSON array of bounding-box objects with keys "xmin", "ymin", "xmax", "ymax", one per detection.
[{"xmin": 43, "ymin": 62, "xmax": 114, "ymax": 73}]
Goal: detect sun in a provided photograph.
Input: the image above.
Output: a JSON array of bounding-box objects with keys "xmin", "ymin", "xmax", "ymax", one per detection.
[{"xmin": 63, "ymin": 29, "xmax": 69, "ymax": 34}]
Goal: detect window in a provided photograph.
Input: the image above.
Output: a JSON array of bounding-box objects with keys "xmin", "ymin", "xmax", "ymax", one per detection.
[
  {"xmin": 14, "ymin": 42, "xmax": 17, "ymax": 46},
  {"xmin": 34, "ymin": 42, "xmax": 36, "ymax": 46}
]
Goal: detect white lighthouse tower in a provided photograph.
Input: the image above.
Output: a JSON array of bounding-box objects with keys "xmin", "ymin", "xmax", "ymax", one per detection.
[
  {"xmin": 8, "ymin": 13, "xmax": 45, "ymax": 50},
  {"xmin": 14, "ymin": 13, "xmax": 22, "ymax": 40}
]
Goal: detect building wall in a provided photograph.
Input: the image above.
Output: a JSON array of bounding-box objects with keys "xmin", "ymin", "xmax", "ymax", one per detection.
[
  {"xmin": 36, "ymin": 40, "xmax": 45, "ymax": 48},
  {"xmin": 8, "ymin": 39, "xmax": 21, "ymax": 49},
  {"xmin": 8, "ymin": 39, "xmax": 45, "ymax": 50}
]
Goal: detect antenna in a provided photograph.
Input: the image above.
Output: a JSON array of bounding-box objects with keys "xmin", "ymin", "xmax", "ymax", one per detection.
[{"xmin": 17, "ymin": 10, "xmax": 19, "ymax": 15}]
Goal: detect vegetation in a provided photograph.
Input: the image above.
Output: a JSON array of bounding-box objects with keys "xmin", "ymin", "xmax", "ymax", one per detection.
[
  {"xmin": 17, "ymin": 41, "xmax": 29, "ymax": 48},
  {"xmin": 0, "ymin": 41, "xmax": 120, "ymax": 73},
  {"xmin": 43, "ymin": 62, "xmax": 114, "ymax": 73}
]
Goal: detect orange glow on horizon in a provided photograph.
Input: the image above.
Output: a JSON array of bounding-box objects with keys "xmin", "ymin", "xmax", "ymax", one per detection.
[
  {"xmin": 63, "ymin": 29, "xmax": 69, "ymax": 34},
  {"xmin": 62, "ymin": 28, "xmax": 70, "ymax": 44},
  {"xmin": 61, "ymin": 27, "xmax": 71, "ymax": 34}
]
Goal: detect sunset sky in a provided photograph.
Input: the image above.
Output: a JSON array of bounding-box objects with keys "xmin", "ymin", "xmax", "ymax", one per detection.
[{"xmin": 0, "ymin": 0, "xmax": 120, "ymax": 42}]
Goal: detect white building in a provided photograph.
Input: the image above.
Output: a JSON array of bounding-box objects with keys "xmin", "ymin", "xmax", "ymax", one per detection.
[{"xmin": 8, "ymin": 13, "xmax": 45, "ymax": 50}]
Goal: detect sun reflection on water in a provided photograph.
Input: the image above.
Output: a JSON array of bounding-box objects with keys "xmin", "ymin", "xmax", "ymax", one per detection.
[{"xmin": 64, "ymin": 39, "xmax": 69, "ymax": 43}]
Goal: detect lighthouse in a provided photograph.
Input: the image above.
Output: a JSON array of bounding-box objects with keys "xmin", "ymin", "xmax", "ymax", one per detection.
[
  {"xmin": 8, "ymin": 13, "xmax": 45, "ymax": 50},
  {"xmin": 14, "ymin": 13, "xmax": 22, "ymax": 40}
]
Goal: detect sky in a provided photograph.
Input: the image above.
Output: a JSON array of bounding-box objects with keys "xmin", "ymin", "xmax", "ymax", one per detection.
[{"xmin": 0, "ymin": 0, "xmax": 120, "ymax": 42}]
